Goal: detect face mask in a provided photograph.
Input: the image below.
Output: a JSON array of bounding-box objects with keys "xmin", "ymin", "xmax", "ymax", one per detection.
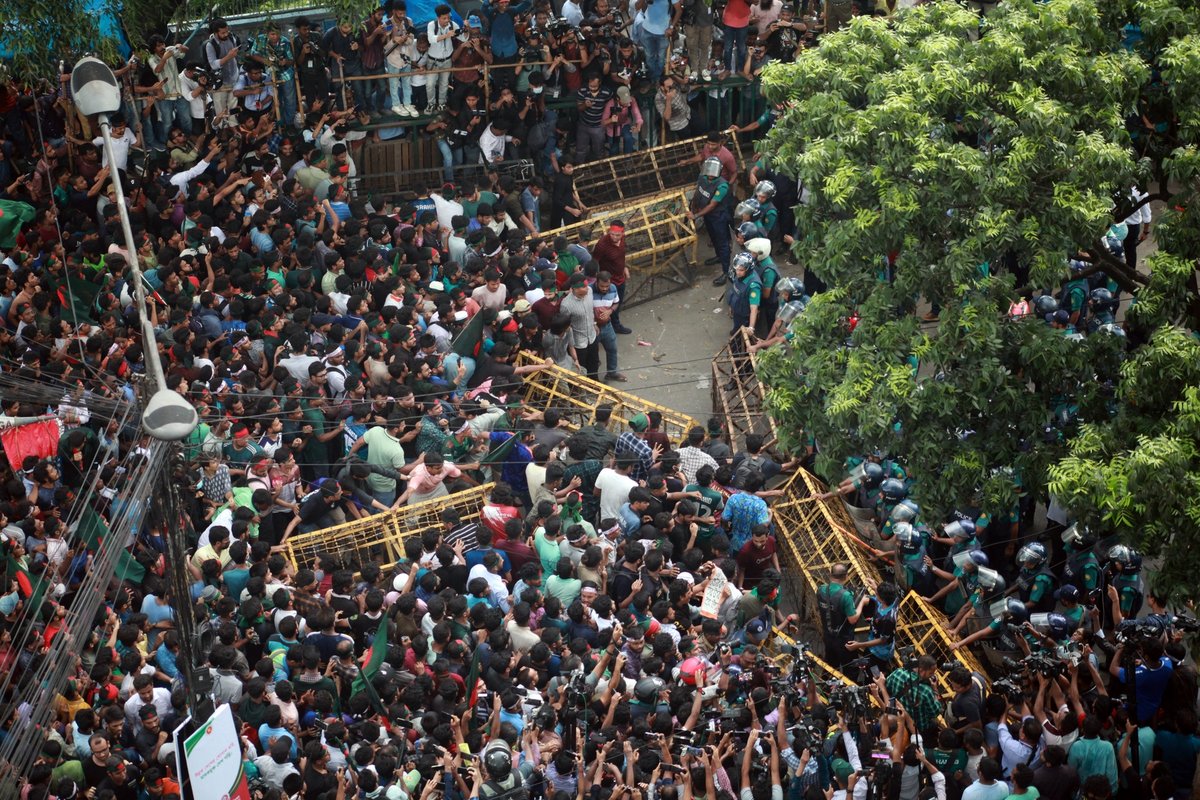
[{"xmin": 531, "ymin": 86, "xmax": 543, "ymax": 95}]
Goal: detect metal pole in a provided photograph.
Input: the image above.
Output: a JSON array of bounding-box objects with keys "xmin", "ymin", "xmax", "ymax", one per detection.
[{"xmin": 96, "ymin": 113, "xmax": 168, "ymax": 395}]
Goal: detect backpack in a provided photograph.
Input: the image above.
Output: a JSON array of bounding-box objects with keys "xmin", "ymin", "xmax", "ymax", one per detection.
[{"xmin": 818, "ymin": 583, "xmax": 849, "ymax": 640}]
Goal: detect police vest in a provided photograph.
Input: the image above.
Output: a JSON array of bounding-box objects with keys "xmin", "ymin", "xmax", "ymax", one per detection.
[{"xmin": 729, "ymin": 273, "xmax": 762, "ymax": 318}]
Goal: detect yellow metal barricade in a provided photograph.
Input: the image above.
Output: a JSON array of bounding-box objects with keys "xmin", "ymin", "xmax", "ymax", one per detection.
[
  {"xmin": 570, "ymin": 131, "xmax": 748, "ymax": 206},
  {"xmin": 284, "ymin": 483, "xmax": 494, "ymax": 571},
  {"xmin": 771, "ymin": 471, "xmax": 989, "ymax": 696},
  {"xmin": 538, "ymin": 189, "xmax": 698, "ymax": 308},
  {"xmin": 514, "ymin": 354, "xmax": 701, "ymax": 446}
]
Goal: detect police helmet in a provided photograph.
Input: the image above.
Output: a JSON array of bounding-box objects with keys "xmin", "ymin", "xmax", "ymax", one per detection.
[
  {"xmin": 634, "ymin": 676, "xmax": 666, "ymax": 704},
  {"xmin": 700, "ymin": 157, "xmax": 722, "ymax": 178},
  {"xmin": 1004, "ymin": 597, "xmax": 1028, "ymax": 623},
  {"xmin": 1017, "ymin": 542, "xmax": 1047, "ymax": 567},
  {"xmin": 1033, "ymin": 295, "xmax": 1059, "ymax": 316},
  {"xmin": 776, "ymin": 277, "xmax": 803, "ymax": 298},
  {"xmin": 890, "ymin": 498, "xmax": 920, "ymax": 523},
  {"xmin": 733, "ymin": 251, "xmax": 756, "ymax": 272},
  {"xmin": 860, "ymin": 461, "xmax": 884, "ymax": 489},
  {"xmin": 1106, "ymin": 544, "xmax": 1133, "ymax": 568},
  {"xmin": 483, "ymin": 741, "xmax": 513, "ymax": 780},
  {"xmin": 1089, "ymin": 287, "xmax": 1114, "ymax": 310},
  {"xmin": 1061, "ymin": 522, "xmax": 1096, "ymax": 549},
  {"xmin": 1046, "ymin": 613, "xmax": 1070, "ymax": 640},
  {"xmin": 943, "ymin": 519, "xmax": 976, "ymax": 540},
  {"xmin": 968, "ymin": 549, "xmax": 989, "ymax": 567},
  {"xmin": 737, "ymin": 221, "xmax": 761, "ymax": 240},
  {"xmin": 777, "ymin": 299, "xmax": 808, "ymax": 325},
  {"xmin": 735, "ymin": 198, "xmax": 762, "ymax": 219},
  {"xmin": 754, "ymin": 180, "xmax": 776, "ymax": 201},
  {"xmin": 879, "ymin": 478, "xmax": 907, "ymax": 502}
]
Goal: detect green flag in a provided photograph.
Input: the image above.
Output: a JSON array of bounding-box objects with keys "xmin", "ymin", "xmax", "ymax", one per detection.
[
  {"xmin": 480, "ymin": 431, "xmax": 517, "ymax": 466},
  {"xmin": 351, "ymin": 614, "xmax": 389, "ymax": 712},
  {"xmin": 451, "ymin": 312, "xmax": 485, "ymax": 359},
  {"xmin": 77, "ymin": 508, "xmax": 146, "ymax": 584}
]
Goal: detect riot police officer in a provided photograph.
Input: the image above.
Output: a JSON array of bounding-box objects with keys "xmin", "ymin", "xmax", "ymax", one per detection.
[
  {"xmin": 1013, "ymin": 542, "xmax": 1056, "ymax": 613},
  {"xmin": 687, "ymin": 157, "xmax": 733, "ymax": 286}
]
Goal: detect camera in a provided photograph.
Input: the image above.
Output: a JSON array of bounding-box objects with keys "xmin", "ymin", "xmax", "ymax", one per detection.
[
  {"xmin": 521, "ymin": 46, "xmax": 541, "ymax": 60},
  {"xmin": 992, "ymin": 677, "xmax": 1024, "ymax": 703}
]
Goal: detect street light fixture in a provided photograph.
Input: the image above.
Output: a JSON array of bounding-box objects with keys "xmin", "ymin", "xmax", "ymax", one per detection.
[{"xmin": 71, "ymin": 57, "xmax": 198, "ymax": 441}]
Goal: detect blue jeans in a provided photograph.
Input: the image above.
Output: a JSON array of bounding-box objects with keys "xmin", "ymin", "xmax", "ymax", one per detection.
[
  {"xmin": 154, "ymin": 97, "xmax": 193, "ymax": 144},
  {"xmin": 607, "ymin": 124, "xmax": 637, "ymax": 155},
  {"xmin": 598, "ymin": 323, "xmax": 618, "ymax": 373},
  {"xmin": 724, "ymin": 24, "xmax": 748, "ymax": 75},
  {"xmin": 276, "ymin": 78, "xmax": 298, "ymax": 128},
  {"xmin": 437, "ymin": 139, "xmax": 465, "ymax": 183},
  {"xmin": 642, "ymin": 32, "xmax": 669, "ymax": 83},
  {"xmin": 385, "ymin": 62, "xmax": 413, "ymax": 107}
]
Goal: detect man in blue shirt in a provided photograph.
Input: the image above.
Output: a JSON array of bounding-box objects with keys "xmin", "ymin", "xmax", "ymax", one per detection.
[
  {"xmin": 481, "ymin": 0, "xmax": 530, "ymax": 90},
  {"xmin": 637, "ymin": 0, "xmax": 680, "ymax": 82},
  {"xmin": 1109, "ymin": 637, "xmax": 1173, "ymax": 725}
]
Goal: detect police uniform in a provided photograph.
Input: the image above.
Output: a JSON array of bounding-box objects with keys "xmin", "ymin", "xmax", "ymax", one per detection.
[{"xmin": 694, "ymin": 174, "xmax": 732, "ymax": 271}]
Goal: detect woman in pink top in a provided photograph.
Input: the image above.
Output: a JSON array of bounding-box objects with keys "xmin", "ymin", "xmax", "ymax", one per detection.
[
  {"xmin": 722, "ymin": 0, "xmax": 752, "ymax": 76},
  {"xmin": 602, "ymin": 86, "xmax": 645, "ymax": 155}
]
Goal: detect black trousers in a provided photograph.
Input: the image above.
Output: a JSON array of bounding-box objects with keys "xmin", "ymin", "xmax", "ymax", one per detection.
[{"xmin": 579, "ymin": 339, "xmax": 600, "ymax": 380}]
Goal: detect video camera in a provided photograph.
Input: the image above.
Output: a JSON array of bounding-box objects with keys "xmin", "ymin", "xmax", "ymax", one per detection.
[
  {"xmin": 1114, "ymin": 618, "xmax": 1165, "ymax": 646},
  {"xmin": 827, "ymin": 682, "xmax": 871, "ymax": 724},
  {"xmin": 1001, "ymin": 653, "xmax": 1067, "ymax": 680},
  {"xmin": 189, "ymin": 64, "xmax": 222, "ymax": 90}
]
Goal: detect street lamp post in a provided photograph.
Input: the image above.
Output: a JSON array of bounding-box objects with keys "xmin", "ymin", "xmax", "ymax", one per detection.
[{"xmin": 70, "ymin": 57, "xmax": 198, "ymax": 442}]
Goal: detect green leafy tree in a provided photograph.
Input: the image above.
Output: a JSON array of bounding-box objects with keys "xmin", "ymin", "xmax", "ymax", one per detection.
[
  {"xmin": 755, "ymin": 0, "xmax": 1200, "ymax": 587},
  {"xmin": 1, "ymin": 0, "xmax": 113, "ymax": 81}
]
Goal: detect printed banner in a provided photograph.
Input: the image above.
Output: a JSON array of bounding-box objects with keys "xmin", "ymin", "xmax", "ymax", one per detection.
[{"xmin": 183, "ymin": 704, "xmax": 249, "ymax": 800}]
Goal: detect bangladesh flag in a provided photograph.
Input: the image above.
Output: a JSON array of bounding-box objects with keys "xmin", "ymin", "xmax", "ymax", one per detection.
[
  {"xmin": 451, "ymin": 311, "xmax": 485, "ymax": 359},
  {"xmin": 351, "ymin": 614, "xmax": 389, "ymax": 713}
]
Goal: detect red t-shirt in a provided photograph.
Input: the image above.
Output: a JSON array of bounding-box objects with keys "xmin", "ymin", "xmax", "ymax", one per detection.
[
  {"xmin": 736, "ymin": 537, "xmax": 777, "ymax": 587},
  {"xmin": 724, "ymin": 0, "xmax": 752, "ymax": 29}
]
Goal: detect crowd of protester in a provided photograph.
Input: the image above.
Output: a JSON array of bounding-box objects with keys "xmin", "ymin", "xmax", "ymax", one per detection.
[{"xmin": 0, "ymin": 1, "xmax": 1196, "ymax": 800}]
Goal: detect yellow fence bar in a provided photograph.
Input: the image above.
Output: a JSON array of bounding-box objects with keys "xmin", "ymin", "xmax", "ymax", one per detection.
[
  {"xmin": 570, "ymin": 131, "xmax": 748, "ymax": 207},
  {"xmin": 538, "ymin": 189, "xmax": 698, "ymax": 307},
  {"xmin": 771, "ymin": 470, "xmax": 989, "ymax": 697},
  {"xmin": 514, "ymin": 354, "xmax": 701, "ymax": 446},
  {"xmin": 284, "ymin": 483, "xmax": 495, "ymax": 571}
]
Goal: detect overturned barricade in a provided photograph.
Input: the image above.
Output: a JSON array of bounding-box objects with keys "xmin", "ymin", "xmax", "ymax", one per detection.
[
  {"xmin": 283, "ymin": 483, "xmax": 494, "ymax": 573},
  {"xmin": 515, "ymin": 354, "xmax": 701, "ymax": 444},
  {"xmin": 539, "ymin": 190, "xmax": 699, "ymax": 308},
  {"xmin": 571, "ymin": 131, "xmax": 748, "ymax": 207},
  {"xmin": 772, "ymin": 469, "xmax": 989, "ymax": 696},
  {"xmin": 711, "ymin": 328, "xmax": 779, "ymax": 450}
]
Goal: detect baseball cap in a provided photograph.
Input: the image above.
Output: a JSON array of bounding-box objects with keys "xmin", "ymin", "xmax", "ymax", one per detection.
[
  {"xmin": 744, "ymin": 617, "xmax": 769, "ymax": 643},
  {"xmin": 628, "ymin": 413, "xmax": 649, "ymax": 432},
  {"xmin": 616, "ymin": 85, "xmax": 632, "ymax": 103},
  {"xmin": 513, "ymin": 298, "xmax": 531, "ymax": 313}
]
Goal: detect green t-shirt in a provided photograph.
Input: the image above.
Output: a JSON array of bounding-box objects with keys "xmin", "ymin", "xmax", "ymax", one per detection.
[
  {"xmin": 1005, "ymin": 789, "xmax": 1040, "ymax": 800},
  {"xmin": 533, "ymin": 527, "xmax": 562, "ymax": 575},
  {"xmin": 685, "ymin": 483, "xmax": 724, "ymax": 540}
]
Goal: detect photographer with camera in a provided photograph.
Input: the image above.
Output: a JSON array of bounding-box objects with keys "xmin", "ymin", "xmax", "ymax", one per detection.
[
  {"xmin": 293, "ymin": 16, "xmax": 329, "ymax": 110},
  {"xmin": 885, "ymin": 654, "xmax": 942, "ymax": 740}
]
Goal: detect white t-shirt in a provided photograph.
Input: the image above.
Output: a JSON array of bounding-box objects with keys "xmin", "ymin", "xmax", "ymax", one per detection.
[
  {"xmin": 595, "ymin": 468, "xmax": 637, "ymax": 522},
  {"xmin": 93, "ymin": 128, "xmax": 137, "ymax": 172},
  {"xmin": 179, "ymin": 71, "xmax": 206, "ymax": 118}
]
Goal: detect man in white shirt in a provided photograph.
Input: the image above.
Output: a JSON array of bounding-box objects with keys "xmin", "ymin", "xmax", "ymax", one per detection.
[
  {"xmin": 168, "ymin": 140, "xmax": 222, "ymax": 200},
  {"xmin": 479, "ymin": 121, "xmax": 518, "ymax": 164},
  {"xmin": 147, "ymin": 36, "xmax": 192, "ymax": 137},
  {"xmin": 595, "ymin": 462, "xmax": 637, "ymax": 522},
  {"xmin": 1122, "ymin": 186, "xmax": 1152, "ymax": 270},
  {"xmin": 88, "ymin": 117, "xmax": 139, "ymax": 172}
]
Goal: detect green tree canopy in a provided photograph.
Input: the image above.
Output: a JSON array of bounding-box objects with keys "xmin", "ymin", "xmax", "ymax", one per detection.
[{"xmin": 755, "ymin": 0, "xmax": 1200, "ymax": 595}]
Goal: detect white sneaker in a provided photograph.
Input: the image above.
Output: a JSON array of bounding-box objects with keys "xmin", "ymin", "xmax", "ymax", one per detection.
[
  {"xmin": 403, "ymin": 104, "xmax": 417, "ymax": 117},
  {"xmin": 391, "ymin": 105, "xmax": 404, "ymax": 116}
]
